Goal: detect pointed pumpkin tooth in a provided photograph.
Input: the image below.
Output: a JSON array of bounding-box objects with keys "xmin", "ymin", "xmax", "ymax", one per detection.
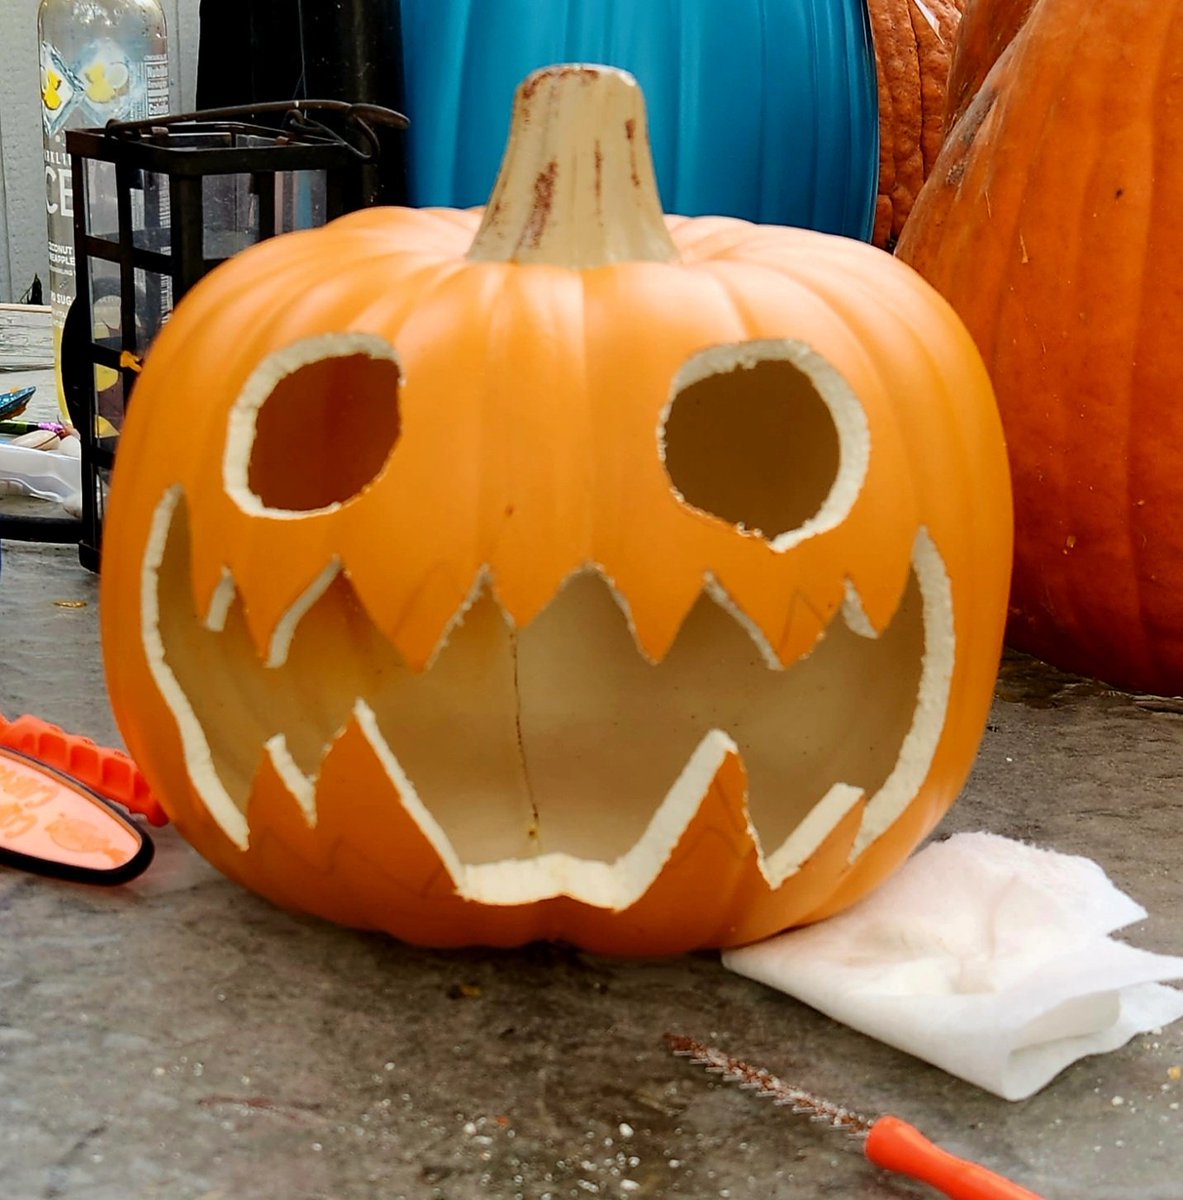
[
  {"xmin": 843, "ymin": 530, "xmax": 915, "ymax": 637},
  {"xmin": 240, "ymin": 744, "xmax": 375, "ymax": 928},
  {"xmin": 600, "ymin": 564, "xmax": 706, "ymax": 666},
  {"xmin": 315, "ymin": 713, "xmax": 556, "ymax": 947},
  {"xmin": 313, "ymin": 711, "xmax": 464, "ymax": 896}
]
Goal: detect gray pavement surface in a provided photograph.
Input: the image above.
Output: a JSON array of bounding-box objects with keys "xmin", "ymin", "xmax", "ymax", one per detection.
[{"xmin": 0, "ymin": 535, "xmax": 1181, "ymax": 1199}]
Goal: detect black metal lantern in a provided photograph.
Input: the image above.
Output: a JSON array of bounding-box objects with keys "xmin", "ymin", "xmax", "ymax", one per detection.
[{"xmin": 63, "ymin": 100, "xmax": 408, "ymax": 571}]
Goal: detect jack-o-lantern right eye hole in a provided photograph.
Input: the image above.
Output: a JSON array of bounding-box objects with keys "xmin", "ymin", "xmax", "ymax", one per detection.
[
  {"xmin": 227, "ymin": 337, "xmax": 402, "ymax": 515},
  {"xmin": 660, "ymin": 341, "xmax": 869, "ymax": 550}
]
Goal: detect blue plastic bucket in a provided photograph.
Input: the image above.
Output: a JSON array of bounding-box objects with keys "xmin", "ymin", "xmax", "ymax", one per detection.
[{"xmin": 399, "ymin": 0, "xmax": 879, "ymax": 241}]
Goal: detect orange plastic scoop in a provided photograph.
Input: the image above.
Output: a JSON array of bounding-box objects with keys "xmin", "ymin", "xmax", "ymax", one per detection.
[
  {"xmin": 0, "ymin": 712, "xmax": 165, "ymax": 826},
  {"xmin": 0, "ymin": 713, "xmax": 163, "ymax": 885}
]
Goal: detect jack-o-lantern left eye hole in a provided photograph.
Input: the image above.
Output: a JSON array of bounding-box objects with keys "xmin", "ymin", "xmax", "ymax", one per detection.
[
  {"xmin": 660, "ymin": 340, "xmax": 869, "ymax": 549},
  {"xmin": 226, "ymin": 335, "xmax": 401, "ymax": 514}
]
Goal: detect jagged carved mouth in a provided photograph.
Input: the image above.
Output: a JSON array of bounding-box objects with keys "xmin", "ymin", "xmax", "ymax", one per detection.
[{"xmin": 143, "ymin": 490, "xmax": 954, "ymax": 910}]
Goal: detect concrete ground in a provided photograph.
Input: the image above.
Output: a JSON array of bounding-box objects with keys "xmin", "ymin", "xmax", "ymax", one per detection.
[{"xmin": 1, "ymin": 533, "xmax": 1182, "ymax": 1199}]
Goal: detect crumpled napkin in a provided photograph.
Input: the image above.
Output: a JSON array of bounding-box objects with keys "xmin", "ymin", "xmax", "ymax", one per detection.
[{"xmin": 722, "ymin": 832, "xmax": 1183, "ymax": 1100}]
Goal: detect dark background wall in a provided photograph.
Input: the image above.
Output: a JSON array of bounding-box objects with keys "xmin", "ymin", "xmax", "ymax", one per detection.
[{"xmin": 196, "ymin": 0, "xmax": 406, "ymax": 204}]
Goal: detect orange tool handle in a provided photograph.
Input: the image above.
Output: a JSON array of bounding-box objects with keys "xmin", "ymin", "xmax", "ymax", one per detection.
[
  {"xmin": 865, "ymin": 1115, "xmax": 1045, "ymax": 1200},
  {"xmin": 0, "ymin": 713, "xmax": 167, "ymax": 827}
]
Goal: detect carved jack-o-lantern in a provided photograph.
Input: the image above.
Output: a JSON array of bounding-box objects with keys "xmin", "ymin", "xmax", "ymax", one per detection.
[{"xmin": 100, "ymin": 67, "xmax": 1012, "ymax": 955}]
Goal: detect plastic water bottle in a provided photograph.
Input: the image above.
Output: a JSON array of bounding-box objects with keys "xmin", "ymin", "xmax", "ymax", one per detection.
[{"xmin": 37, "ymin": 0, "xmax": 170, "ymax": 420}]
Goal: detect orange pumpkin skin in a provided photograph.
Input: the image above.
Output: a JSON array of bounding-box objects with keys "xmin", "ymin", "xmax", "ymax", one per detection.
[
  {"xmin": 100, "ymin": 68, "xmax": 1011, "ymax": 955},
  {"xmin": 897, "ymin": 0, "xmax": 1183, "ymax": 694},
  {"xmin": 942, "ymin": 0, "xmax": 1038, "ymax": 129},
  {"xmin": 867, "ymin": 0, "xmax": 967, "ymax": 249}
]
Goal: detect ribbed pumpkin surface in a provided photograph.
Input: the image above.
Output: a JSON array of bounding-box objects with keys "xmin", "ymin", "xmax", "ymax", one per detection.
[{"xmin": 867, "ymin": 0, "xmax": 965, "ymax": 248}]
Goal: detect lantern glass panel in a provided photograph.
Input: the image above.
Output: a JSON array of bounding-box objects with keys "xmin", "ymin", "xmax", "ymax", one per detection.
[
  {"xmin": 276, "ymin": 170, "xmax": 328, "ymax": 232},
  {"xmin": 84, "ymin": 158, "xmax": 119, "ymax": 241},
  {"xmin": 136, "ymin": 267, "xmax": 172, "ymax": 351},
  {"xmin": 202, "ymin": 172, "xmax": 259, "ymax": 259},
  {"xmin": 132, "ymin": 169, "xmax": 172, "ymax": 255},
  {"xmin": 89, "ymin": 255, "xmax": 123, "ymax": 441},
  {"xmin": 95, "ymin": 267, "xmax": 170, "ymax": 437},
  {"xmin": 87, "ymin": 257, "xmax": 122, "ymax": 350}
]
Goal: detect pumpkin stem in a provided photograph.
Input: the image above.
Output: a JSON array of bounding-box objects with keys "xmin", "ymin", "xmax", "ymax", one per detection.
[{"xmin": 467, "ymin": 64, "xmax": 681, "ymax": 268}]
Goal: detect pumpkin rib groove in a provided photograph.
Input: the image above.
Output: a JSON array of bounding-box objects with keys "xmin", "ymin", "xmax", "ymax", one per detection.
[
  {"xmin": 339, "ymin": 254, "xmax": 485, "ymax": 339},
  {"xmin": 675, "ymin": 220, "xmax": 790, "ymax": 264},
  {"xmin": 267, "ymin": 257, "xmax": 426, "ymax": 344}
]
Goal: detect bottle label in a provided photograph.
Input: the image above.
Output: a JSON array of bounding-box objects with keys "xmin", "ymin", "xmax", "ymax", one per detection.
[
  {"xmin": 145, "ymin": 53, "xmax": 170, "ymax": 116},
  {"xmin": 40, "ymin": 39, "xmax": 170, "ymax": 136}
]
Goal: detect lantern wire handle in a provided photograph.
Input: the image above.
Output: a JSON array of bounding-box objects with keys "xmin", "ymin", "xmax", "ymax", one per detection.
[{"xmin": 104, "ymin": 100, "xmax": 409, "ymax": 164}]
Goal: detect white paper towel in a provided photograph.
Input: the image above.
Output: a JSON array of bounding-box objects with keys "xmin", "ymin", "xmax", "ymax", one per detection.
[{"xmin": 722, "ymin": 832, "xmax": 1183, "ymax": 1100}]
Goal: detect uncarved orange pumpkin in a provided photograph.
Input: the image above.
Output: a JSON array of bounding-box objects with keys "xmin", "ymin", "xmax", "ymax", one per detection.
[
  {"xmin": 100, "ymin": 65, "xmax": 1012, "ymax": 955},
  {"xmin": 897, "ymin": 0, "xmax": 1183, "ymax": 695}
]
